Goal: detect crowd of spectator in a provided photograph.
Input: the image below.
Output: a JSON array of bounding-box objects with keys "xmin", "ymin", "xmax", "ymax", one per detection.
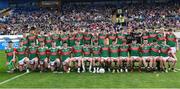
[{"xmin": 0, "ymin": 3, "xmax": 179, "ymax": 35}]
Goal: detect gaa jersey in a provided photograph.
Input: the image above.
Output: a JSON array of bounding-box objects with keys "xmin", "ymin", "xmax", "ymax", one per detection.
[
  {"xmin": 83, "ymin": 46, "xmax": 91, "ymax": 57},
  {"xmin": 37, "ymin": 35, "xmax": 45, "ymax": 43},
  {"xmin": 84, "ymin": 33, "xmax": 92, "ymax": 45},
  {"xmin": 49, "ymin": 47, "xmax": 59, "ymax": 61},
  {"xmin": 157, "ymin": 32, "xmax": 165, "ymax": 45},
  {"xmin": 52, "ymin": 34, "xmax": 62, "ymax": 47},
  {"xmin": 110, "ymin": 45, "xmax": 119, "ymax": 57},
  {"xmin": 16, "ymin": 46, "xmax": 27, "ymax": 61},
  {"xmin": 21, "ymin": 38, "xmax": 28, "ymax": 47},
  {"xmin": 141, "ymin": 32, "xmax": 149, "ymax": 43},
  {"xmin": 160, "ymin": 44, "xmax": 170, "ymax": 57},
  {"xmin": 119, "ymin": 44, "xmax": 129, "ymax": 57},
  {"xmin": 72, "ymin": 45, "xmax": 82, "ymax": 57},
  {"xmin": 28, "ymin": 34, "xmax": 36, "ymax": 46},
  {"xmin": 148, "ymin": 31, "xmax": 157, "ymax": 43},
  {"xmin": 98, "ymin": 33, "xmax": 106, "ymax": 46},
  {"xmin": 101, "ymin": 45, "xmax": 109, "ymax": 57},
  {"xmin": 166, "ymin": 33, "xmax": 176, "ymax": 47},
  {"xmin": 38, "ymin": 46, "xmax": 48, "ymax": 60},
  {"xmin": 108, "ymin": 33, "xmax": 116, "ymax": 45},
  {"xmin": 130, "ymin": 43, "xmax": 140, "ymax": 56},
  {"xmin": 117, "ymin": 32, "xmax": 126, "ymax": 45},
  {"xmin": 92, "ymin": 46, "xmax": 101, "ymax": 57},
  {"xmin": 142, "ymin": 32, "xmax": 149, "ymax": 40},
  {"xmin": 28, "ymin": 46, "xmax": 37, "ymax": 60},
  {"xmin": 60, "ymin": 33, "xmax": 69, "ymax": 43},
  {"xmin": 151, "ymin": 44, "xmax": 160, "ymax": 56},
  {"xmin": 60, "ymin": 47, "xmax": 71, "ymax": 62},
  {"xmin": 75, "ymin": 33, "xmax": 83, "ymax": 45},
  {"xmin": 141, "ymin": 44, "xmax": 151, "ymax": 56},
  {"xmin": 45, "ymin": 36, "xmax": 52, "ymax": 48},
  {"xmin": 68, "ymin": 34, "xmax": 75, "ymax": 47},
  {"xmin": 5, "ymin": 48, "xmax": 14, "ymax": 62}
]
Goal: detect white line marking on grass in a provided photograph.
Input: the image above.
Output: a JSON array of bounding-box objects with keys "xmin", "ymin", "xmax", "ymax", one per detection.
[{"xmin": 0, "ymin": 72, "xmax": 28, "ymax": 85}]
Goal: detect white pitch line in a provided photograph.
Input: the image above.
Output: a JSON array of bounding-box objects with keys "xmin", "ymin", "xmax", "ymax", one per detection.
[{"xmin": 0, "ymin": 72, "xmax": 28, "ymax": 85}]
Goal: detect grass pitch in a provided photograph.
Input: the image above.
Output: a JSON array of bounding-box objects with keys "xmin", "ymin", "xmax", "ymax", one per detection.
[{"xmin": 0, "ymin": 51, "xmax": 180, "ymax": 88}]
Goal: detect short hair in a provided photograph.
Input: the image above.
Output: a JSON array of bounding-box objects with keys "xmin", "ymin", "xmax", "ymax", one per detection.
[
  {"xmin": 8, "ymin": 41, "xmax": 13, "ymax": 44},
  {"xmin": 168, "ymin": 29, "xmax": 173, "ymax": 32},
  {"xmin": 30, "ymin": 27, "xmax": 36, "ymax": 31}
]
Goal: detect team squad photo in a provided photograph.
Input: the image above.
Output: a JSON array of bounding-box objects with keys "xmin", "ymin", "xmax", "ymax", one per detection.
[
  {"xmin": 0, "ymin": 0, "xmax": 180, "ymax": 88},
  {"xmin": 5, "ymin": 28, "xmax": 178, "ymax": 73}
]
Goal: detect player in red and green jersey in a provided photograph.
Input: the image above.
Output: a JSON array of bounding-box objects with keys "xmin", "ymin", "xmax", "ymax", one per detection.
[
  {"xmin": 159, "ymin": 41, "xmax": 172, "ymax": 72},
  {"xmin": 151, "ymin": 41, "xmax": 161, "ymax": 69},
  {"xmin": 82, "ymin": 43, "xmax": 93, "ymax": 72},
  {"xmin": 75, "ymin": 31, "xmax": 84, "ymax": 45},
  {"xmin": 60, "ymin": 31, "xmax": 69, "ymax": 44},
  {"xmin": 110, "ymin": 41, "xmax": 120, "ymax": 73},
  {"xmin": 119, "ymin": 39, "xmax": 129, "ymax": 72},
  {"xmin": 130, "ymin": 40, "xmax": 142, "ymax": 72},
  {"xmin": 48, "ymin": 42, "xmax": 60, "ymax": 72},
  {"xmin": 28, "ymin": 42, "xmax": 38, "ymax": 71},
  {"xmin": 16, "ymin": 41, "xmax": 29, "ymax": 72},
  {"xmin": 100, "ymin": 41, "xmax": 110, "ymax": 72},
  {"xmin": 166, "ymin": 29, "xmax": 178, "ymax": 54},
  {"xmin": 84, "ymin": 30, "xmax": 92, "ymax": 45},
  {"xmin": 68, "ymin": 32, "xmax": 75, "ymax": 47},
  {"xmin": 45, "ymin": 33, "xmax": 52, "ymax": 48},
  {"xmin": 141, "ymin": 40, "xmax": 153, "ymax": 71},
  {"xmin": 98, "ymin": 30, "xmax": 107, "ymax": 46},
  {"xmin": 141, "ymin": 30, "xmax": 149, "ymax": 44},
  {"xmin": 148, "ymin": 30, "xmax": 157, "ymax": 43},
  {"xmin": 21, "ymin": 33, "xmax": 29, "ymax": 47},
  {"xmin": 101, "ymin": 41, "xmax": 109, "ymax": 62},
  {"xmin": 108, "ymin": 31, "xmax": 116, "ymax": 45},
  {"xmin": 27, "ymin": 29, "xmax": 36, "ymax": 47},
  {"xmin": 92, "ymin": 41, "xmax": 101, "ymax": 73},
  {"xmin": 5, "ymin": 41, "xmax": 16, "ymax": 73},
  {"xmin": 117, "ymin": 30, "xmax": 126, "ymax": 45},
  {"xmin": 91, "ymin": 33, "xmax": 98, "ymax": 46},
  {"xmin": 52, "ymin": 32, "xmax": 62, "ymax": 47},
  {"xmin": 157, "ymin": 31, "xmax": 165, "ymax": 45},
  {"xmin": 59, "ymin": 42, "xmax": 71, "ymax": 73},
  {"xmin": 37, "ymin": 42, "xmax": 48, "ymax": 72},
  {"xmin": 70, "ymin": 41, "xmax": 83, "ymax": 73},
  {"xmin": 37, "ymin": 32, "xmax": 45, "ymax": 46}
]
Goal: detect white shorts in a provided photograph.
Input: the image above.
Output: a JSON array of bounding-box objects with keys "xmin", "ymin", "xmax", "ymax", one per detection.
[
  {"xmin": 153, "ymin": 56, "xmax": 160, "ymax": 59},
  {"xmin": 120, "ymin": 57, "xmax": 128, "ymax": 60},
  {"xmin": 29, "ymin": 59, "xmax": 34, "ymax": 65},
  {"xmin": 162, "ymin": 57, "xmax": 170, "ymax": 61},
  {"xmin": 83, "ymin": 57, "xmax": 89, "ymax": 59},
  {"xmin": 170, "ymin": 47, "xmax": 176, "ymax": 54},
  {"xmin": 29, "ymin": 58, "xmax": 37, "ymax": 65},
  {"xmin": 142, "ymin": 57, "xmax": 152, "ymax": 60},
  {"xmin": 50, "ymin": 60, "xmax": 58, "ymax": 66},
  {"xmin": 72, "ymin": 57, "xmax": 82, "ymax": 61},
  {"xmin": 39, "ymin": 60, "xmax": 44, "ymax": 65},
  {"xmin": 18, "ymin": 57, "xmax": 27, "ymax": 65},
  {"xmin": 63, "ymin": 58, "xmax": 70, "ymax": 65},
  {"xmin": 101, "ymin": 57, "xmax": 109, "ymax": 60},
  {"xmin": 131, "ymin": 56, "xmax": 139, "ymax": 59},
  {"xmin": 111, "ymin": 57, "xmax": 118, "ymax": 59},
  {"xmin": 83, "ymin": 57, "xmax": 92, "ymax": 61}
]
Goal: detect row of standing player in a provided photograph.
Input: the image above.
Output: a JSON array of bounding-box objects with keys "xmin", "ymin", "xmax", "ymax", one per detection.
[{"xmin": 20, "ymin": 29, "xmax": 178, "ymax": 48}]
